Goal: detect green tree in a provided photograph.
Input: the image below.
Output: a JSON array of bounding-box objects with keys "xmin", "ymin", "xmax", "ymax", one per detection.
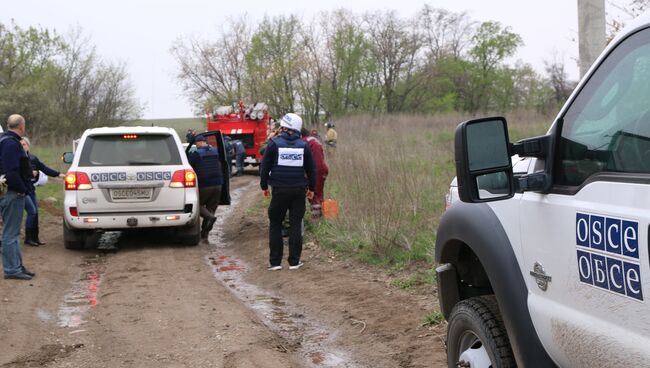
[
  {"xmin": 467, "ymin": 21, "xmax": 523, "ymax": 112},
  {"xmin": 0, "ymin": 23, "xmax": 141, "ymax": 139},
  {"xmin": 171, "ymin": 8, "xmax": 557, "ymax": 119},
  {"xmin": 295, "ymin": 17, "xmax": 325, "ymax": 125},
  {"xmin": 245, "ymin": 15, "xmax": 301, "ymax": 115},
  {"xmin": 404, "ymin": 56, "xmax": 471, "ymax": 113},
  {"xmin": 320, "ymin": 10, "xmax": 379, "ymax": 116},
  {"xmin": 364, "ymin": 10, "xmax": 423, "ymax": 113},
  {"xmin": 0, "ymin": 22, "xmax": 64, "ymax": 135}
]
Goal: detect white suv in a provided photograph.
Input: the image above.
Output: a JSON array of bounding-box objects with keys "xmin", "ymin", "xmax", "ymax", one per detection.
[{"xmin": 62, "ymin": 126, "xmax": 229, "ymax": 249}]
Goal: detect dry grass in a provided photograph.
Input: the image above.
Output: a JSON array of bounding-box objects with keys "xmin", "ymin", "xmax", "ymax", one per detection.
[{"xmin": 313, "ymin": 110, "xmax": 550, "ymax": 266}]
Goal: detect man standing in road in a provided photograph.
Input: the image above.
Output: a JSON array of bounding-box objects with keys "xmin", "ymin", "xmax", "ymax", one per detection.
[
  {"xmin": 260, "ymin": 113, "xmax": 315, "ymax": 271},
  {"xmin": 0, "ymin": 114, "xmax": 36, "ymax": 280},
  {"xmin": 188, "ymin": 135, "xmax": 223, "ymax": 239}
]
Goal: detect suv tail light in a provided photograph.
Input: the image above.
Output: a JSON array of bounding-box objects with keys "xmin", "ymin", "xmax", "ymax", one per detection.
[
  {"xmin": 65, "ymin": 172, "xmax": 93, "ymax": 190},
  {"xmin": 170, "ymin": 169, "xmax": 196, "ymax": 188}
]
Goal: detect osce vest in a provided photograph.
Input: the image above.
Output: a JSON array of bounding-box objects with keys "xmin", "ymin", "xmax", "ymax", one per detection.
[
  {"xmin": 270, "ymin": 135, "xmax": 307, "ymax": 188},
  {"xmin": 195, "ymin": 147, "xmax": 223, "ymax": 187}
]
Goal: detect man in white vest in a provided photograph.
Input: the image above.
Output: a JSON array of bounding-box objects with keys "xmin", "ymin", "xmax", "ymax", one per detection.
[{"xmin": 259, "ymin": 113, "xmax": 315, "ymax": 271}]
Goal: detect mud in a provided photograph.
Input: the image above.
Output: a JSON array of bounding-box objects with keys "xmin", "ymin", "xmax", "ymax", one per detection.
[
  {"xmin": 207, "ymin": 182, "xmax": 352, "ymax": 367},
  {"xmin": 0, "ymin": 175, "xmax": 446, "ymax": 367}
]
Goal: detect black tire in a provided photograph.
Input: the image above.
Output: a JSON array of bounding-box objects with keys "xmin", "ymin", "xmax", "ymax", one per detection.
[
  {"xmin": 178, "ymin": 216, "xmax": 200, "ymax": 246},
  {"xmin": 63, "ymin": 222, "xmax": 86, "ymax": 250},
  {"xmin": 447, "ymin": 296, "xmax": 515, "ymax": 368}
]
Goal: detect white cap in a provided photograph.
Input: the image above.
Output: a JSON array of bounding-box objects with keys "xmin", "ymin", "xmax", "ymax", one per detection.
[{"xmin": 280, "ymin": 113, "xmax": 302, "ymax": 132}]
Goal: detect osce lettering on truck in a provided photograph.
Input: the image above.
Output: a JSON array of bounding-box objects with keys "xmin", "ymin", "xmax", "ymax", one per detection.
[{"xmin": 575, "ymin": 212, "xmax": 643, "ymax": 301}]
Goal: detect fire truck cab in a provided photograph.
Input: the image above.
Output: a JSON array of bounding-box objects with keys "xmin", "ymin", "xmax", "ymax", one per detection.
[{"xmin": 206, "ymin": 101, "xmax": 270, "ymax": 166}]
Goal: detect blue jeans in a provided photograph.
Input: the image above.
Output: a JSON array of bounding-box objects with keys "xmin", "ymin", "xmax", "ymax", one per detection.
[
  {"xmin": 236, "ymin": 154, "xmax": 244, "ymax": 175},
  {"xmin": 24, "ymin": 192, "xmax": 38, "ymax": 229},
  {"xmin": 2, "ymin": 191, "xmax": 25, "ymax": 275}
]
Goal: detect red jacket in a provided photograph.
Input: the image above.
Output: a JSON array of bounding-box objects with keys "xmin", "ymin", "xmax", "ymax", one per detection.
[{"xmin": 303, "ymin": 136, "xmax": 328, "ymax": 177}]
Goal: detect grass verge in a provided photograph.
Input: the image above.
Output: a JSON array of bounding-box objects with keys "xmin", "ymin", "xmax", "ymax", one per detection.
[{"xmin": 311, "ymin": 111, "xmax": 549, "ymax": 269}]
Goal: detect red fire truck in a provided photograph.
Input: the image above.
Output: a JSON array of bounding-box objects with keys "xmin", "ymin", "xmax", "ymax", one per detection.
[{"xmin": 206, "ymin": 101, "xmax": 270, "ymax": 166}]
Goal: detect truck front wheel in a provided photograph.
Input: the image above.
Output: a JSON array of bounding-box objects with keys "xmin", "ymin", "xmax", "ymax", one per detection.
[{"xmin": 446, "ymin": 296, "xmax": 515, "ymax": 368}]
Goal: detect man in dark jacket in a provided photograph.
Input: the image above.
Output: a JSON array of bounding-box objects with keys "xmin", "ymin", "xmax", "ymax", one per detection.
[
  {"xmin": 260, "ymin": 113, "xmax": 315, "ymax": 271},
  {"xmin": 185, "ymin": 128, "xmax": 196, "ymax": 143},
  {"xmin": 0, "ymin": 114, "xmax": 35, "ymax": 280},
  {"xmin": 188, "ymin": 135, "xmax": 224, "ymax": 239}
]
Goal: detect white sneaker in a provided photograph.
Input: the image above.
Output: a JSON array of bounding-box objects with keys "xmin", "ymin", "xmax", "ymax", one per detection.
[
  {"xmin": 267, "ymin": 265, "xmax": 283, "ymax": 271},
  {"xmin": 289, "ymin": 261, "xmax": 304, "ymax": 270}
]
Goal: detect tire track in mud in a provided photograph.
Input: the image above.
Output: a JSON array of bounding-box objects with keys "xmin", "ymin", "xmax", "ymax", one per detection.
[
  {"xmin": 205, "ymin": 181, "xmax": 357, "ymax": 368},
  {"xmin": 57, "ymin": 254, "xmax": 107, "ymax": 329},
  {"xmin": 55, "ymin": 232, "xmax": 122, "ymax": 329}
]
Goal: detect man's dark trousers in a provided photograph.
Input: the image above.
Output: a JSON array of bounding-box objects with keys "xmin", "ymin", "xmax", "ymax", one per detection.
[{"xmin": 268, "ymin": 187, "xmax": 305, "ymax": 267}]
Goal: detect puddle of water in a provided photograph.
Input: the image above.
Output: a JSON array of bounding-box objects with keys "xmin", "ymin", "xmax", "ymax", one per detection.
[
  {"xmin": 36, "ymin": 308, "xmax": 52, "ymax": 322},
  {"xmin": 58, "ymin": 256, "xmax": 106, "ymax": 328},
  {"xmin": 205, "ymin": 182, "xmax": 355, "ymax": 367},
  {"xmin": 208, "ymin": 255, "xmax": 245, "ymax": 272}
]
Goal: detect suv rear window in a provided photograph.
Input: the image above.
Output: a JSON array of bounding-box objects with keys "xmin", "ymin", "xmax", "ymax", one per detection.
[{"xmin": 78, "ymin": 134, "xmax": 182, "ymax": 166}]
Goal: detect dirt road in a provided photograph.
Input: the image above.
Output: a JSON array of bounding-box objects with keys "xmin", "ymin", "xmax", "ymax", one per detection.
[{"xmin": 0, "ymin": 176, "xmax": 446, "ymax": 367}]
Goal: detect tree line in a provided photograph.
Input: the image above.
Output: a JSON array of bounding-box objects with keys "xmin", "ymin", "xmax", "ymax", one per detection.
[
  {"xmin": 0, "ymin": 22, "xmax": 141, "ymax": 139},
  {"xmin": 172, "ymin": 6, "xmax": 575, "ymax": 123}
]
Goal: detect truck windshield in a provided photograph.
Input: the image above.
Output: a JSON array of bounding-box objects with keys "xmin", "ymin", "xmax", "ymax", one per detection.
[{"xmin": 78, "ymin": 134, "xmax": 182, "ymax": 167}]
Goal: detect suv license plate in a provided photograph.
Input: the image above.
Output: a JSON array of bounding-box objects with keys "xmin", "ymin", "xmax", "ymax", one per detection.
[{"xmin": 111, "ymin": 188, "xmax": 152, "ymax": 200}]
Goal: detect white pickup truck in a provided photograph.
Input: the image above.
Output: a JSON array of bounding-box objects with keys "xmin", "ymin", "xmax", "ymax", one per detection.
[{"xmin": 437, "ymin": 12, "xmax": 650, "ymax": 368}]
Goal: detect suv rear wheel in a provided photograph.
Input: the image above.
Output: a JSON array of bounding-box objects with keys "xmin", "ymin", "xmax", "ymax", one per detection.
[
  {"xmin": 177, "ymin": 216, "xmax": 200, "ymax": 246},
  {"xmin": 63, "ymin": 222, "xmax": 87, "ymax": 250},
  {"xmin": 447, "ymin": 296, "xmax": 515, "ymax": 368}
]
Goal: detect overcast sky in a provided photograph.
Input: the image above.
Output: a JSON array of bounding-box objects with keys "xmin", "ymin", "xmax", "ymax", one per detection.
[{"xmin": 1, "ymin": 0, "xmax": 633, "ymax": 119}]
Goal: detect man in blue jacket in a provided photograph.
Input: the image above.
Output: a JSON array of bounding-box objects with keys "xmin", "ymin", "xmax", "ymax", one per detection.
[
  {"xmin": 260, "ymin": 113, "xmax": 315, "ymax": 271},
  {"xmin": 0, "ymin": 114, "xmax": 35, "ymax": 280},
  {"xmin": 188, "ymin": 135, "xmax": 224, "ymax": 239}
]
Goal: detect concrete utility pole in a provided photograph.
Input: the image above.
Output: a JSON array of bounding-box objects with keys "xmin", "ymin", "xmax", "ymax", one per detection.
[{"xmin": 578, "ymin": 0, "xmax": 606, "ymax": 77}]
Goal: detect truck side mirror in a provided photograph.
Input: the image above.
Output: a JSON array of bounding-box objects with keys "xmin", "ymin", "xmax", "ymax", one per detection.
[
  {"xmin": 62, "ymin": 152, "xmax": 74, "ymax": 164},
  {"xmin": 455, "ymin": 117, "xmax": 515, "ymax": 203}
]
